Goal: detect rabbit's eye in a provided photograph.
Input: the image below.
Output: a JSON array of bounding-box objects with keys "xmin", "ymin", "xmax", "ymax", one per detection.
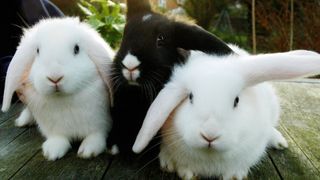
[
  {"xmin": 74, "ymin": 44, "xmax": 80, "ymax": 55},
  {"xmin": 156, "ymin": 34, "xmax": 165, "ymax": 47},
  {"xmin": 36, "ymin": 48, "xmax": 39, "ymax": 54},
  {"xmin": 234, "ymin": 96, "xmax": 239, "ymax": 108},
  {"xmin": 189, "ymin": 93, "xmax": 193, "ymax": 104}
]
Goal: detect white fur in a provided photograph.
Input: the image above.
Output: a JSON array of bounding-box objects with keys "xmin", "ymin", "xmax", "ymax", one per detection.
[
  {"xmin": 142, "ymin": 14, "xmax": 152, "ymax": 22},
  {"xmin": 121, "ymin": 53, "xmax": 141, "ymax": 82},
  {"xmin": 5, "ymin": 17, "xmax": 114, "ymax": 160},
  {"xmin": 15, "ymin": 107, "xmax": 35, "ymax": 127},
  {"xmin": 133, "ymin": 45, "xmax": 320, "ymax": 179},
  {"xmin": 159, "ymin": 59, "xmax": 283, "ymax": 179}
]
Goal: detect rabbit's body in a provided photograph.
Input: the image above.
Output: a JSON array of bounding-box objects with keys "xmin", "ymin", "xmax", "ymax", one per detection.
[
  {"xmin": 2, "ymin": 17, "xmax": 114, "ymax": 160},
  {"xmin": 21, "ymin": 77, "xmax": 109, "ymax": 139},
  {"xmin": 133, "ymin": 46, "xmax": 320, "ymax": 179}
]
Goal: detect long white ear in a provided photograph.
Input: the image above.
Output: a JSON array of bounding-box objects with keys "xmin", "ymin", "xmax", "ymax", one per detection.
[
  {"xmin": 132, "ymin": 82, "xmax": 188, "ymax": 153},
  {"xmin": 1, "ymin": 32, "xmax": 36, "ymax": 112},
  {"xmin": 82, "ymin": 25, "xmax": 115, "ymax": 106},
  {"xmin": 240, "ymin": 50, "xmax": 320, "ymax": 86}
]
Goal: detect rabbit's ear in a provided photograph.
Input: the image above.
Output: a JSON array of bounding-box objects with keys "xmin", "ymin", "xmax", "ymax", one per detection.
[
  {"xmin": 133, "ymin": 83, "xmax": 188, "ymax": 153},
  {"xmin": 126, "ymin": 0, "xmax": 152, "ymax": 20},
  {"xmin": 173, "ymin": 22, "xmax": 233, "ymax": 55},
  {"xmin": 1, "ymin": 33, "xmax": 36, "ymax": 112},
  {"xmin": 240, "ymin": 51, "xmax": 320, "ymax": 86},
  {"xmin": 83, "ymin": 32, "xmax": 115, "ymax": 107}
]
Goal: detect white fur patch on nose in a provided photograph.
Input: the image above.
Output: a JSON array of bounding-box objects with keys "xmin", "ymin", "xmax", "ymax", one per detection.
[
  {"xmin": 122, "ymin": 53, "xmax": 141, "ymax": 70},
  {"xmin": 142, "ymin": 14, "xmax": 152, "ymax": 22},
  {"xmin": 122, "ymin": 53, "xmax": 141, "ymax": 82}
]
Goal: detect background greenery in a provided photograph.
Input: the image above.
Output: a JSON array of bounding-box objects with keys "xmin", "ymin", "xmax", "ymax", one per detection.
[
  {"xmin": 77, "ymin": 0, "xmax": 125, "ymax": 49},
  {"xmin": 52, "ymin": 0, "xmax": 319, "ymax": 55}
]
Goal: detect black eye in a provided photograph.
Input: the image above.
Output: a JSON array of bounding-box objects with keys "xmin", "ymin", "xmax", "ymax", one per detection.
[
  {"xmin": 189, "ymin": 93, "xmax": 193, "ymax": 104},
  {"xmin": 36, "ymin": 48, "xmax": 39, "ymax": 54},
  {"xmin": 156, "ymin": 34, "xmax": 165, "ymax": 47},
  {"xmin": 74, "ymin": 44, "xmax": 80, "ymax": 55},
  {"xmin": 234, "ymin": 96, "xmax": 239, "ymax": 108}
]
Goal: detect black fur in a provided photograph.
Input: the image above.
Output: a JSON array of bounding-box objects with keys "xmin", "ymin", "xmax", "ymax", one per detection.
[{"xmin": 107, "ymin": 0, "xmax": 233, "ymax": 156}]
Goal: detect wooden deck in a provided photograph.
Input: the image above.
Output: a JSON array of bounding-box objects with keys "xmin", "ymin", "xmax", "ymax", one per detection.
[{"xmin": 0, "ymin": 80, "xmax": 320, "ymax": 180}]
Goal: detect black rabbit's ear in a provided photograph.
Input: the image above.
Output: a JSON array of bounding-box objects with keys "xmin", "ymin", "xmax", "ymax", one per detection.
[
  {"xmin": 126, "ymin": 0, "xmax": 152, "ymax": 20},
  {"xmin": 173, "ymin": 22, "xmax": 233, "ymax": 55}
]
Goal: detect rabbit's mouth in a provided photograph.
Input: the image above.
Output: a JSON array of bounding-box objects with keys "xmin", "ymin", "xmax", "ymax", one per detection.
[{"xmin": 121, "ymin": 53, "xmax": 141, "ymax": 84}]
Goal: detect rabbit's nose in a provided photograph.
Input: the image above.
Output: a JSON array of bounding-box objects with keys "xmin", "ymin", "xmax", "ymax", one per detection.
[
  {"xmin": 47, "ymin": 76, "xmax": 64, "ymax": 84},
  {"xmin": 121, "ymin": 62, "xmax": 140, "ymax": 72},
  {"xmin": 201, "ymin": 133, "xmax": 219, "ymax": 143}
]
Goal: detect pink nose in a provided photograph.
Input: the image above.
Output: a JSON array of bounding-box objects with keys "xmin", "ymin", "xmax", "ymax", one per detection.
[
  {"xmin": 121, "ymin": 62, "xmax": 139, "ymax": 72},
  {"xmin": 47, "ymin": 76, "xmax": 64, "ymax": 84},
  {"xmin": 201, "ymin": 133, "xmax": 219, "ymax": 143}
]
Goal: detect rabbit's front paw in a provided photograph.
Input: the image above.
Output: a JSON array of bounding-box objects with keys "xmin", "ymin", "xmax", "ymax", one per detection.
[
  {"xmin": 42, "ymin": 137, "xmax": 71, "ymax": 161},
  {"xmin": 177, "ymin": 167, "xmax": 197, "ymax": 180},
  {"xmin": 78, "ymin": 133, "xmax": 106, "ymax": 158},
  {"xmin": 269, "ymin": 128, "xmax": 288, "ymax": 150},
  {"xmin": 159, "ymin": 152, "xmax": 175, "ymax": 172},
  {"xmin": 15, "ymin": 108, "xmax": 34, "ymax": 127}
]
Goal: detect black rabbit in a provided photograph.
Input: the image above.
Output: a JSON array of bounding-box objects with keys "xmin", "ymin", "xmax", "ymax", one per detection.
[{"xmin": 107, "ymin": 0, "xmax": 234, "ymax": 156}]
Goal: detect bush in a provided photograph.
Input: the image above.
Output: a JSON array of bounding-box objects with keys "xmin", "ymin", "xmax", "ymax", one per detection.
[{"xmin": 78, "ymin": 0, "xmax": 125, "ymax": 49}]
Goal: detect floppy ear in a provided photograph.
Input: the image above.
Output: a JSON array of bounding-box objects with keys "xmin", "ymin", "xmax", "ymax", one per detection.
[
  {"xmin": 83, "ymin": 30, "xmax": 115, "ymax": 106},
  {"xmin": 126, "ymin": 0, "xmax": 152, "ymax": 20},
  {"xmin": 1, "ymin": 32, "xmax": 36, "ymax": 112},
  {"xmin": 173, "ymin": 22, "xmax": 233, "ymax": 55},
  {"xmin": 239, "ymin": 51, "xmax": 320, "ymax": 86},
  {"xmin": 132, "ymin": 82, "xmax": 188, "ymax": 153}
]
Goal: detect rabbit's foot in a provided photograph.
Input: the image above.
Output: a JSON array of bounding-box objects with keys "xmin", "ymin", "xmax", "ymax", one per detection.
[
  {"xmin": 42, "ymin": 136, "xmax": 71, "ymax": 161},
  {"xmin": 15, "ymin": 107, "xmax": 35, "ymax": 127},
  {"xmin": 78, "ymin": 133, "xmax": 106, "ymax": 158},
  {"xmin": 159, "ymin": 152, "xmax": 175, "ymax": 172},
  {"xmin": 107, "ymin": 145, "xmax": 119, "ymax": 155},
  {"xmin": 269, "ymin": 128, "xmax": 288, "ymax": 150},
  {"xmin": 177, "ymin": 167, "xmax": 197, "ymax": 180},
  {"xmin": 223, "ymin": 170, "xmax": 248, "ymax": 180}
]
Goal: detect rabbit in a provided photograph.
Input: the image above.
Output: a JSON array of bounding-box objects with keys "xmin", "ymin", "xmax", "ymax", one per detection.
[
  {"xmin": 1, "ymin": 17, "xmax": 115, "ymax": 161},
  {"xmin": 107, "ymin": 0, "xmax": 234, "ymax": 155},
  {"xmin": 132, "ymin": 45, "xmax": 320, "ymax": 179}
]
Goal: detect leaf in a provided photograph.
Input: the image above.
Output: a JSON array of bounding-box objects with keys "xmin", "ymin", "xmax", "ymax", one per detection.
[
  {"xmin": 80, "ymin": 0, "xmax": 125, "ymax": 49},
  {"xmin": 78, "ymin": 4, "xmax": 93, "ymax": 16},
  {"xmin": 91, "ymin": 0, "xmax": 107, "ymax": 3},
  {"xmin": 101, "ymin": 3, "xmax": 110, "ymax": 16},
  {"xmin": 112, "ymin": 24, "xmax": 125, "ymax": 33},
  {"xmin": 87, "ymin": 18, "xmax": 105, "ymax": 29}
]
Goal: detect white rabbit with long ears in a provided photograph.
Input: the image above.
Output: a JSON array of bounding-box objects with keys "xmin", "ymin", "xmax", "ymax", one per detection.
[
  {"xmin": 2, "ymin": 17, "xmax": 114, "ymax": 161},
  {"xmin": 133, "ymin": 46, "xmax": 320, "ymax": 179}
]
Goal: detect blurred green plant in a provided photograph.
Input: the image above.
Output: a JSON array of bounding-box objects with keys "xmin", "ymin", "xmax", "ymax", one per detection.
[
  {"xmin": 209, "ymin": 28, "xmax": 250, "ymax": 51},
  {"xmin": 78, "ymin": 0, "xmax": 125, "ymax": 49}
]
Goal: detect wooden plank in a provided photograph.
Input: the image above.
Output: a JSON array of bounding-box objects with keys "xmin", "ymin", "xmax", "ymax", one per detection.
[
  {"xmin": 104, "ymin": 155, "xmax": 180, "ymax": 180},
  {"xmin": 0, "ymin": 103, "xmax": 23, "ymax": 124},
  {"xmin": 12, "ymin": 148, "xmax": 111, "ymax": 179},
  {"xmin": 268, "ymin": 125, "xmax": 319, "ymax": 179},
  {"xmin": 271, "ymin": 82, "xmax": 320, "ymax": 177},
  {"xmin": 0, "ymin": 117, "xmax": 27, "ymax": 150},
  {"xmin": 0, "ymin": 128, "xmax": 42, "ymax": 179},
  {"xmin": 248, "ymin": 155, "xmax": 281, "ymax": 180}
]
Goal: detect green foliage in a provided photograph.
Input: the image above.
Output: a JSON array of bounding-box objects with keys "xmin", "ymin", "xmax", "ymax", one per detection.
[
  {"xmin": 78, "ymin": 0, "xmax": 125, "ymax": 49},
  {"xmin": 210, "ymin": 28, "xmax": 250, "ymax": 51}
]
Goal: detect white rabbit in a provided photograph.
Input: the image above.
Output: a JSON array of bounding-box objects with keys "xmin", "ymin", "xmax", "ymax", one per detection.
[
  {"xmin": 2, "ymin": 17, "xmax": 114, "ymax": 161},
  {"xmin": 133, "ymin": 45, "xmax": 320, "ymax": 179}
]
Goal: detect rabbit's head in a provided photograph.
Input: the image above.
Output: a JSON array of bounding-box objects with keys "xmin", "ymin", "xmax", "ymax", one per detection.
[
  {"xmin": 2, "ymin": 17, "xmax": 114, "ymax": 111},
  {"xmin": 133, "ymin": 48, "xmax": 320, "ymax": 153},
  {"xmin": 112, "ymin": 0, "xmax": 233, "ymax": 90}
]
